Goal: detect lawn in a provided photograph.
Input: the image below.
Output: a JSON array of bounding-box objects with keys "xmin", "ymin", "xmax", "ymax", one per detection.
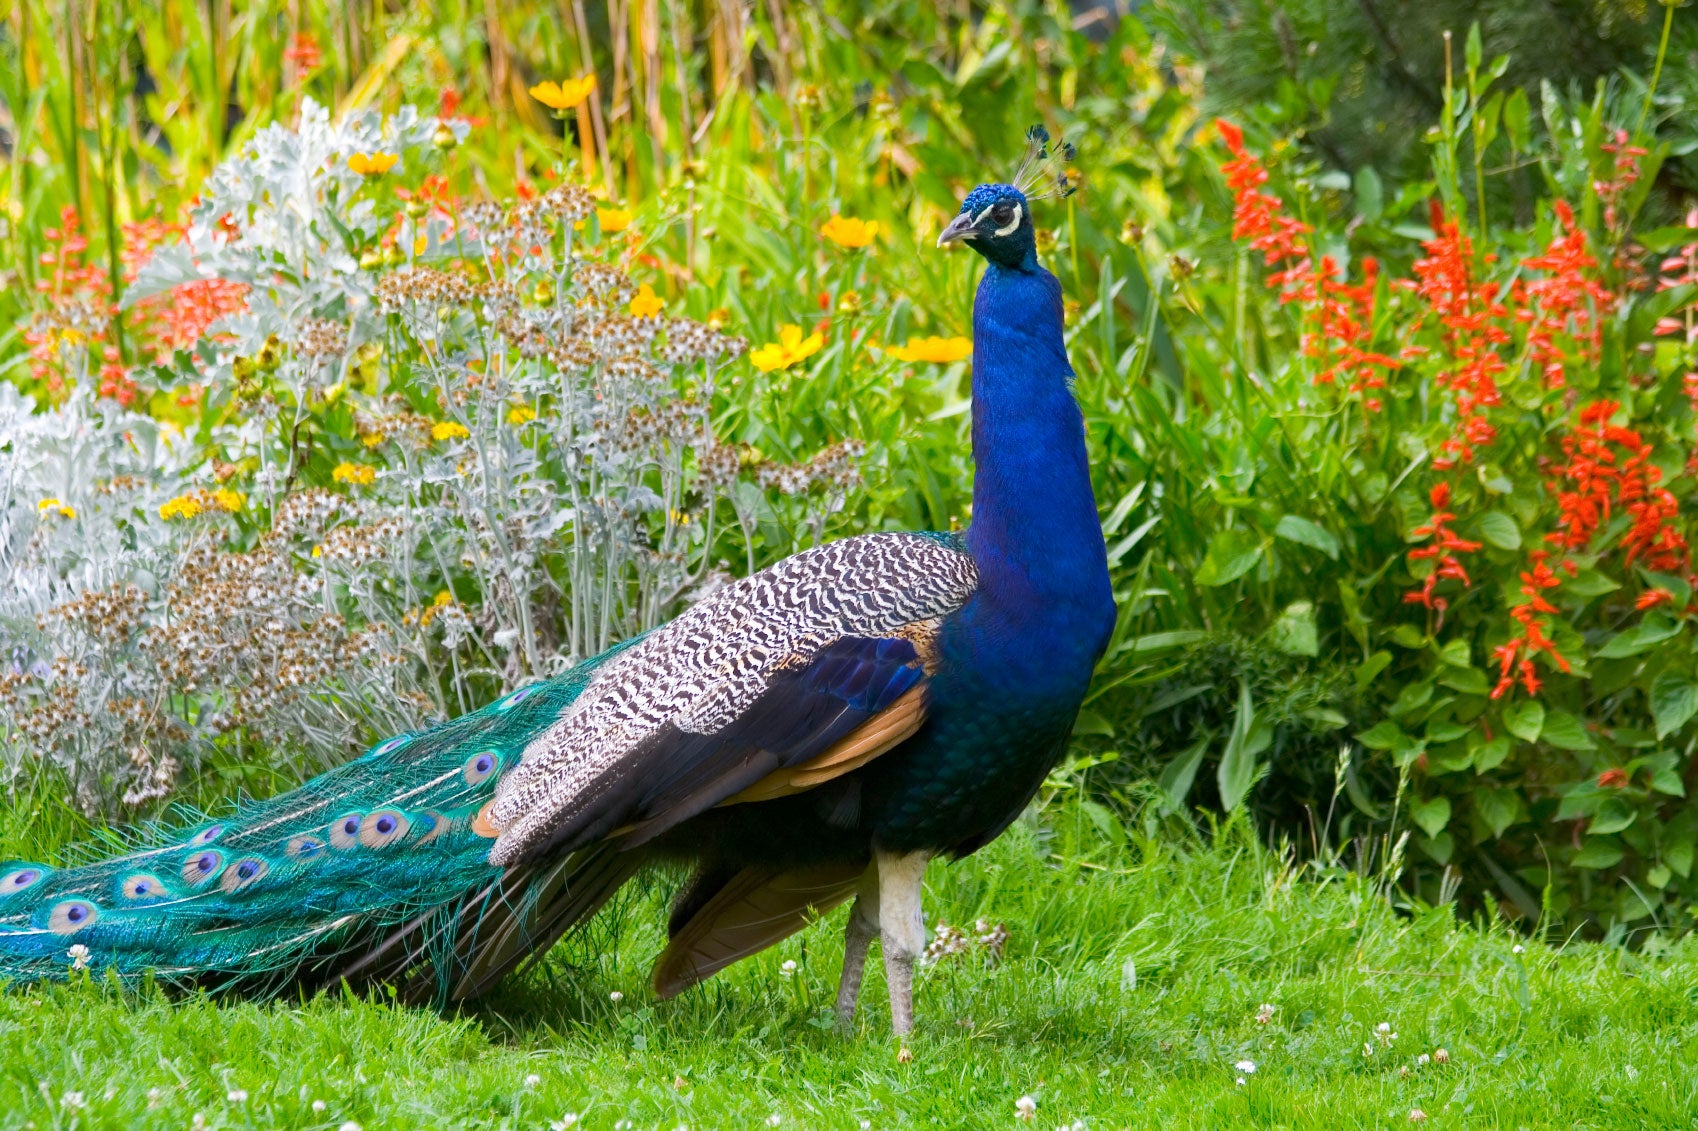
[{"xmin": 5, "ymin": 806, "xmax": 1696, "ymax": 1130}]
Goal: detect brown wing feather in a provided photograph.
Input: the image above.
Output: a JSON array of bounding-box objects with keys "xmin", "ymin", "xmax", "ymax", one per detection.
[
  {"xmin": 719, "ymin": 686, "xmax": 928, "ymax": 806},
  {"xmin": 651, "ymin": 862, "xmax": 867, "ymax": 998}
]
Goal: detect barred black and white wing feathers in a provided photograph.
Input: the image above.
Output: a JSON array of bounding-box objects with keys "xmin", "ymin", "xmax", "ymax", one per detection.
[{"xmin": 484, "ymin": 533, "xmax": 978, "ymax": 866}]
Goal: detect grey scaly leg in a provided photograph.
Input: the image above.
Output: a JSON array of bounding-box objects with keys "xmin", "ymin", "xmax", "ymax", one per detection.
[
  {"xmin": 875, "ymin": 848, "xmax": 930, "ymax": 1036},
  {"xmin": 834, "ymin": 867, "xmax": 881, "ymax": 1025}
]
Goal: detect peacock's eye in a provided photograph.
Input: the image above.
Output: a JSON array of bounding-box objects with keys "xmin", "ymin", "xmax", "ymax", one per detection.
[{"xmin": 991, "ymin": 203, "xmax": 1015, "ymax": 228}]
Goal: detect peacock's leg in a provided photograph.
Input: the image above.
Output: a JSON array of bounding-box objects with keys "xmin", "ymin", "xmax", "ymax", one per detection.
[
  {"xmin": 834, "ymin": 866, "xmax": 881, "ymax": 1025},
  {"xmin": 875, "ymin": 848, "xmax": 931, "ymax": 1036}
]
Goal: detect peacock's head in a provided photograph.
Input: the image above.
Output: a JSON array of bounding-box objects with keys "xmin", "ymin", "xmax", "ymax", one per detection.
[{"xmin": 936, "ymin": 125, "xmax": 1076, "ymax": 269}]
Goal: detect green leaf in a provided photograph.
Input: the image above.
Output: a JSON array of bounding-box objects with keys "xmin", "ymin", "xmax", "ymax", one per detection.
[
  {"xmin": 1217, "ymin": 681, "xmax": 1265, "ymax": 812},
  {"xmin": 1476, "ymin": 788, "xmax": 1524, "ymax": 838},
  {"xmin": 1596, "ymin": 612, "xmax": 1682, "ymax": 659},
  {"xmin": 1473, "ymin": 736, "xmax": 1511, "ymax": 773},
  {"xmin": 1464, "ymin": 22, "xmax": 1483, "ymax": 73},
  {"xmin": 1667, "ymin": 834, "xmax": 1695, "ymax": 879},
  {"xmin": 1564, "ymin": 570, "xmax": 1620, "ymax": 598},
  {"xmin": 1157, "ymin": 737, "xmax": 1208, "ymax": 815},
  {"xmin": 1127, "ymin": 630, "xmax": 1210, "ymax": 657},
  {"xmin": 1195, "ymin": 528, "xmax": 1263, "ymax": 587},
  {"xmin": 1410, "ymin": 796, "xmax": 1452, "ymax": 839},
  {"xmin": 1388, "ymin": 681, "xmax": 1434, "ymax": 718},
  {"xmin": 1071, "ymin": 708, "xmax": 1115, "ymax": 738},
  {"xmin": 1504, "ymin": 87, "xmax": 1532, "ymax": 150},
  {"xmin": 1478, "ymin": 510, "xmax": 1521, "ymax": 551},
  {"xmin": 1589, "ymin": 798, "xmax": 1636, "ymax": 836},
  {"xmin": 1438, "ymin": 667, "xmax": 1490, "ymax": 696},
  {"xmin": 1391, "ymin": 624, "xmax": 1428, "ymax": 649},
  {"xmin": 1274, "ymin": 515, "xmax": 1340, "ymax": 560},
  {"xmin": 1354, "ymin": 167, "xmax": 1384, "ymax": 221},
  {"xmin": 1650, "ymin": 671, "xmax": 1698, "ymax": 739},
  {"xmin": 1651, "ymin": 764, "xmax": 1686, "ymax": 797},
  {"xmin": 1572, "ymin": 839, "xmax": 1624, "ymax": 869},
  {"xmin": 1354, "ymin": 651, "xmax": 1392, "ymax": 690},
  {"xmin": 1540, "ymin": 710, "xmax": 1596, "ymax": 751},
  {"xmin": 1357, "ymin": 720, "xmax": 1408, "ymax": 750},
  {"xmin": 1338, "ymin": 580, "xmax": 1370, "ymax": 650},
  {"xmin": 1268, "ymin": 601, "xmax": 1319, "ymax": 657},
  {"xmin": 1438, "ymin": 639, "xmax": 1471, "ymax": 667},
  {"xmin": 1419, "ymin": 831, "xmax": 1456, "ymax": 865},
  {"xmin": 1503, "ymin": 699, "xmax": 1545, "ymax": 743}
]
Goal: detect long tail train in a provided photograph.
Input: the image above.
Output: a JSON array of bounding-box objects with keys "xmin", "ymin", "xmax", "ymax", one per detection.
[{"xmin": 0, "ymin": 644, "xmax": 638, "ymax": 1002}]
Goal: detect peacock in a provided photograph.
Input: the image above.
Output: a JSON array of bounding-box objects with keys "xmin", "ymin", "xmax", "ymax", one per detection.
[{"xmin": 0, "ymin": 127, "xmax": 1113, "ymax": 1036}]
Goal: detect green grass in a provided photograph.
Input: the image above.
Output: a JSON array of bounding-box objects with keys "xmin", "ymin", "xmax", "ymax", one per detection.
[{"xmin": 5, "ymin": 808, "xmax": 1698, "ymax": 1129}]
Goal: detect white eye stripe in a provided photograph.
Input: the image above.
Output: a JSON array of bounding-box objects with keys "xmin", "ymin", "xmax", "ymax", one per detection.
[
  {"xmin": 971, "ymin": 205, "xmax": 997, "ymax": 227},
  {"xmin": 992, "ymin": 202, "xmax": 1023, "ymax": 238}
]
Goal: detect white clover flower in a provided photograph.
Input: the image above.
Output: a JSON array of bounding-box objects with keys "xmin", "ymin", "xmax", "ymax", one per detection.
[
  {"xmin": 1234, "ymin": 1060, "xmax": 1257, "ymax": 1074},
  {"xmin": 1433, "ymin": 1047, "xmax": 1450, "ymax": 1064},
  {"xmin": 67, "ymin": 944, "xmax": 90, "ymax": 971},
  {"xmin": 339, "ymin": 1122, "xmax": 363, "ymax": 1131},
  {"xmin": 1016, "ymin": 1094, "xmax": 1038, "ymax": 1121},
  {"xmin": 146, "ymin": 1087, "xmax": 163, "ymax": 1108},
  {"xmin": 1235, "ymin": 1076, "xmax": 1246, "ymax": 1087},
  {"xmin": 312, "ymin": 1100, "xmax": 328, "ymax": 1113},
  {"xmin": 61, "ymin": 1091, "xmax": 86, "ymax": 1110},
  {"xmin": 227, "ymin": 1089, "xmax": 248, "ymax": 1104},
  {"xmin": 1254, "ymin": 1003, "xmax": 1275, "ymax": 1025},
  {"xmin": 1512, "ymin": 944, "xmax": 1525, "ymax": 954},
  {"xmin": 1416, "ymin": 1053, "xmax": 1430, "ymax": 1067},
  {"xmin": 609, "ymin": 990, "xmax": 624, "ymax": 1002},
  {"xmin": 550, "ymin": 1117, "xmax": 580, "ymax": 1130},
  {"xmin": 1408, "ymin": 1110, "xmax": 1427, "ymax": 1123},
  {"xmin": 780, "ymin": 959, "xmax": 797, "ymax": 978},
  {"xmin": 766, "ymin": 1115, "xmax": 782, "ymax": 1127},
  {"xmin": 524, "ymin": 1074, "xmax": 542, "ymax": 1088}
]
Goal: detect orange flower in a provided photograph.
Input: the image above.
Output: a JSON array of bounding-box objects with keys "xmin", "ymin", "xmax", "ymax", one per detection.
[
  {"xmin": 1597, "ymin": 768, "xmax": 1629, "ymax": 789},
  {"xmin": 530, "ymin": 75, "xmax": 597, "ymax": 112},
  {"xmin": 1637, "ymin": 588, "xmax": 1674, "ymax": 611},
  {"xmin": 348, "ymin": 152, "xmax": 399, "ymax": 176},
  {"xmin": 819, "ymin": 215, "xmax": 880, "ymax": 249}
]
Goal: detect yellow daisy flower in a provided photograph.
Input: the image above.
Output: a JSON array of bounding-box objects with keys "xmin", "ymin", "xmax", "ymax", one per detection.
[
  {"xmin": 629, "ymin": 284, "xmax": 664, "ymax": 318},
  {"xmin": 347, "ymin": 152, "xmax": 399, "ymax": 176},
  {"xmin": 749, "ymin": 324, "xmax": 826, "ymax": 372},
  {"xmin": 432, "ymin": 421, "xmax": 471, "ymax": 442},
  {"xmin": 530, "ymin": 75, "xmax": 597, "ymax": 112},
  {"xmin": 159, "ymin": 495, "xmax": 203, "ymax": 521},
  {"xmin": 886, "ymin": 336, "xmax": 973, "ymax": 364},
  {"xmin": 819, "ymin": 215, "xmax": 880, "ymax": 249},
  {"xmin": 332, "ymin": 462, "xmax": 377, "ymax": 486}
]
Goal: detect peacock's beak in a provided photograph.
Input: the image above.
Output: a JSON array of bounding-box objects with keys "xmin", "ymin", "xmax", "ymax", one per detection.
[{"xmin": 936, "ymin": 213, "xmax": 979, "ymax": 247}]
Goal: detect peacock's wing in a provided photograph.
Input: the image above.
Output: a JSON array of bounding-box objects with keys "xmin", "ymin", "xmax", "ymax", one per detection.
[{"xmin": 484, "ymin": 531, "xmax": 978, "ymax": 866}]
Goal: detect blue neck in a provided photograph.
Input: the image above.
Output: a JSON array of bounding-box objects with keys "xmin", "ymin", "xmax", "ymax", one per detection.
[{"xmin": 962, "ymin": 257, "xmax": 1113, "ymax": 658}]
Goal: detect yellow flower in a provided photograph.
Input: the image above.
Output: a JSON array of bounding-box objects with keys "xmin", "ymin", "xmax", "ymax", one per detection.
[
  {"xmin": 886, "ymin": 335, "xmax": 973, "ymax": 364},
  {"xmin": 507, "ymin": 403, "xmax": 538, "ymax": 425},
  {"xmin": 211, "ymin": 488, "xmax": 246, "ymax": 512},
  {"xmin": 432, "ymin": 421, "xmax": 471, "ymax": 441},
  {"xmin": 332, "ymin": 462, "xmax": 377, "ymax": 486},
  {"xmin": 629, "ymin": 284, "xmax": 664, "ymax": 318},
  {"xmin": 311, "ymin": 544, "xmax": 324, "ymax": 559},
  {"xmin": 530, "ymin": 75, "xmax": 597, "ymax": 112},
  {"xmin": 432, "ymin": 589, "xmax": 453, "ymax": 607},
  {"xmin": 360, "ymin": 430, "xmax": 386, "ymax": 448},
  {"xmin": 749, "ymin": 324, "xmax": 826, "ymax": 372},
  {"xmin": 37, "ymin": 498, "xmax": 75, "ymax": 519},
  {"xmin": 819, "ymin": 215, "xmax": 880, "ymax": 249},
  {"xmin": 596, "ymin": 206, "xmax": 632, "ymax": 234},
  {"xmin": 159, "ymin": 495, "xmax": 203, "ymax": 521},
  {"xmin": 347, "ymin": 152, "xmax": 399, "ymax": 176}
]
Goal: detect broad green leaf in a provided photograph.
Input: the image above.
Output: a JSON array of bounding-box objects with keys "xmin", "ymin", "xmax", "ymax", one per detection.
[
  {"xmin": 1650, "ymin": 671, "xmax": 1698, "ymax": 739},
  {"xmin": 1589, "ymin": 798, "xmax": 1636, "ymax": 836},
  {"xmin": 1195, "ymin": 528, "xmax": 1263, "ymax": 587},
  {"xmin": 1391, "ymin": 624, "xmax": 1428, "ymax": 649},
  {"xmin": 1274, "ymin": 515, "xmax": 1340, "ymax": 560},
  {"xmin": 1476, "ymin": 788, "xmax": 1524, "ymax": 838},
  {"xmin": 1478, "ymin": 511, "xmax": 1521, "ymax": 551},
  {"xmin": 1504, "ymin": 699, "xmax": 1545, "ymax": 743},
  {"xmin": 1596, "ymin": 612, "xmax": 1682, "ymax": 659},
  {"xmin": 1410, "ymin": 796, "xmax": 1452, "ymax": 839},
  {"xmin": 1420, "ymin": 830, "xmax": 1456, "ymax": 865},
  {"xmin": 1388, "ymin": 681, "xmax": 1434, "ymax": 718},
  {"xmin": 1072, "ymin": 708, "xmax": 1115, "ymax": 737},
  {"xmin": 1338, "ymin": 579, "xmax": 1370, "ymax": 650},
  {"xmin": 1354, "ymin": 167, "xmax": 1383, "ymax": 221},
  {"xmin": 1667, "ymin": 833, "xmax": 1695, "ymax": 879},
  {"xmin": 1473, "ymin": 735, "xmax": 1511, "ymax": 773},
  {"xmin": 1651, "ymin": 764, "xmax": 1686, "ymax": 797},
  {"xmin": 1217, "ymin": 682, "xmax": 1271, "ymax": 812},
  {"xmin": 1564, "ymin": 570, "xmax": 1620, "ymax": 598},
  {"xmin": 1438, "ymin": 667, "xmax": 1490, "ymax": 696},
  {"xmin": 1438, "ymin": 639, "xmax": 1471, "ymax": 667},
  {"xmin": 1572, "ymin": 839, "xmax": 1624, "ymax": 869},
  {"xmin": 1357, "ymin": 720, "xmax": 1408, "ymax": 750},
  {"xmin": 1504, "ymin": 87, "xmax": 1531, "ymax": 150},
  {"xmin": 1157, "ymin": 737, "xmax": 1208, "ymax": 815},
  {"xmin": 1354, "ymin": 651, "xmax": 1392, "ymax": 690},
  {"xmin": 1268, "ymin": 601, "xmax": 1318, "ymax": 657},
  {"xmin": 1540, "ymin": 710, "xmax": 1595, "ymax": 751}
]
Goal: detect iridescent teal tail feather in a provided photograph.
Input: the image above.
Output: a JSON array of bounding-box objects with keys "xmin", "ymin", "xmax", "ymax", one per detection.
[{"xmin": 0, "ymin": 643, "xmax": 634, "ymax": 1002}]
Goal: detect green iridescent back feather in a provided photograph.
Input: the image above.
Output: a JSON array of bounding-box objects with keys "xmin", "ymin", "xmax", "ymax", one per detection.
[{"xmin": 0, "ymin": 639, "xmax": 639, "ymax": 997}]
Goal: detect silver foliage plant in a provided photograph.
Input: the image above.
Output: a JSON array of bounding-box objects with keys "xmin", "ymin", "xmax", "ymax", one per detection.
[{"xmin": 2, "ymin": 101, "xmax": 863, "ymax": 814}]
